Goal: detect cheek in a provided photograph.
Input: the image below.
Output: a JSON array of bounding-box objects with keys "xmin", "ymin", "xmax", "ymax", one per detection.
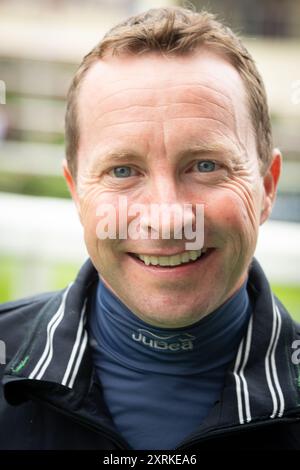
[
  {"xmin": 80, "ymin": 189, "xmax": 129, "ymax": 257},
  {"xmin": 205, "ymin": 184, "xmax": 261, "ymax": 238},
  {"xmin": 79, "ymin": 184, "xmax": 117, "ymax": 223},
  {"xmin": 80, "ymin": 199, "xmax": 99, "ymax": 245},
  {"xmin": 79, "ymin": 188, "xmax": 112, "ymax": 248},
  {"xmin": 81, "ymin": 188, "xmax": 146, "ymax": 241}
]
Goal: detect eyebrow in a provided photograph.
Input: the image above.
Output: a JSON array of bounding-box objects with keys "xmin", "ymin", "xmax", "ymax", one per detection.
[
  {"xmin": 88, "ymin": 150, "xmax": 142, "ymax": 173},
  {"xmin": 90, "ymin": 142, "xmax": 241, "ymax": 170},
  {"xmin": 176, "ymin": 142, "xmax": 241, "ymax": 163}
]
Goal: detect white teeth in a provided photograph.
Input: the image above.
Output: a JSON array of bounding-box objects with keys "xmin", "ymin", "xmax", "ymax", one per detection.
[
  {"xmin": 136, "ymin": 249, "xmax": 204, "ymax": 267},
  {"xmin": 170, "ymin": 255, "xmax": 181, "ymax": 266},
  {"xmin": 158, "ymin": 256, "xmax": 170, "ymax": 266},
  {"xmin": 181, "ymin": 252, "xmax": 190, "ymax": 263},
  {"xmin": 189, "ymin": 251, "xmax": 198, "ymax": 261}
]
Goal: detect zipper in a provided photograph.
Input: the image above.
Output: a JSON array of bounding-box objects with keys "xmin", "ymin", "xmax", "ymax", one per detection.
[
  {"xmin": 175, "ymin": 414, "xmax": 300, "ymax": 450},
  {"xmin": 29, "ymin": 393, "xmax": 131, "ymax": 450},
  {"xmin": 30, "ymin": 393, "xmax": 300, "ymax": 451}
]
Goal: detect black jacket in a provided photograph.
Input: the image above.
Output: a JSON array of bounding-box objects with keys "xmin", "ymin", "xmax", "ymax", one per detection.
[{"xmin": 0, "ymin": 258, "xmax": 300, "ymax": 450}]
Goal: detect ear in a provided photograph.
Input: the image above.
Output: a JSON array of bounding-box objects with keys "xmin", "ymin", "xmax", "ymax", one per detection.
[
  {"xmin": 62, "ymin": 159, "xmax": 82, "ymax": 223},
  {"xmin": 260, "ymin": 148, "xmax": 282, "ymax": 225}
]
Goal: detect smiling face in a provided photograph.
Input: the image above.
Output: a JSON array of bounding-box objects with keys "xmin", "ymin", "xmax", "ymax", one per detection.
[{"xmin": 64, "ymin": 51, "xmax": 281, "ymax": 328}]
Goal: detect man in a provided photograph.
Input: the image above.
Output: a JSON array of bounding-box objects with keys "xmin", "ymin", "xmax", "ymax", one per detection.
[{"xmin": 0, "ymin": 7, "xmax": 299, "ymax": 450}]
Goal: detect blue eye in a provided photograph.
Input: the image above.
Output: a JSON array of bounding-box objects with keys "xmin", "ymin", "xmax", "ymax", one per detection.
[
  {"xmin": 112, "ymin": 166, "xmax": 133, "ymax": 178},
  {"xmin": 196, "ymin": 161, "xmax": 216, "ymax": 172}
]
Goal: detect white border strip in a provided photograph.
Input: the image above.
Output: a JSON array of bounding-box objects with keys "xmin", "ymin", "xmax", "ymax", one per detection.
[
  {"xmin": 29, "ymin": 284, "xmax": 72, "ymax": 380},
  {"xmin": 238, "ymin": 316, "xmax": 253, "ymax": 423},
  {"xmin": 265, "ymin": 294, "xmax": 285, "ymax": 418},
  {"xmin": 61, "ymin": 299, "xmax": 87, "ymax": 386},
  {"xmin": 233, "ymin": 316, "xmax": 253, "ymax": 424},
  {"xmin": 274, "ymin": 303, "xmax": 285, "ymax": 417},
  {"xmin": 68, "ymin": 330, "xmax": 88, "ymax": 389},
  {"xmin": 233, "ymin": 338, "xmax": 245, "ymax": 424}
]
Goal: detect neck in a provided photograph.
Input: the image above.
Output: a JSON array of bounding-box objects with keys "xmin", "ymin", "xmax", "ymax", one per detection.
[{"xmin": 89, "ymin": 279, "xmax": 252, "ymax": 375}]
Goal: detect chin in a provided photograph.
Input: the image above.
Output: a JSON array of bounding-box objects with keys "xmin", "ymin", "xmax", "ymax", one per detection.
[{"xmin": 134, "ymin": 304, "xmax": 207, "ymax": 328}]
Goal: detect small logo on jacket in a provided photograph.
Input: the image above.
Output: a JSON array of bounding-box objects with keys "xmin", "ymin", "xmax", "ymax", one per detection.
[
  {"xmin": 11, "ymin": 355, "xmax": 30, "ymax": 374},
  {"xmin": 131, "ymin": 329, "xmax": 195, "ymax": 351}
]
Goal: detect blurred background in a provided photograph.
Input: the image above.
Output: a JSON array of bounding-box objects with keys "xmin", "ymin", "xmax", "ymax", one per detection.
[{"xmin": 0, "ymin": 0, "xmax": 299, "ymax": 320}]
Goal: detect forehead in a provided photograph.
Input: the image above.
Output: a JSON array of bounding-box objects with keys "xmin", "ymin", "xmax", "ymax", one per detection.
[
  {"xmin": 78, "ymin": 50, "xmax": 247, "ymax": 114},
  {"xmin": 76, "ymin": 51, "xmax": 253, "ymax": 165}
]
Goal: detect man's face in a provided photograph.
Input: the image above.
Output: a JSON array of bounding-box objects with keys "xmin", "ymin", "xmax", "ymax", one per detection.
[{"xmin": 64, "ymin": 51, "xmax": 280, "ymax": 328}]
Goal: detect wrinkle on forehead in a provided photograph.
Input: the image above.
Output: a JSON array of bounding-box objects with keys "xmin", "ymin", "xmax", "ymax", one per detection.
[
  {"xmin": 78, "ymin": 52, "xmax": 245, "ymax": 120},
  {"xmin": 82, "ymin": 81, "xmax": 234, "ymax": 113},
  {"xmin": 79, "ymin": 80, "xmax": 237, "ymax": 122},
  {"xmin": 79, "ymin": 81, "xmax": 240, "ymax": 137},
  {"xmin": 77, "ymin": 53, "xmax": 256, "ymax": 170}
]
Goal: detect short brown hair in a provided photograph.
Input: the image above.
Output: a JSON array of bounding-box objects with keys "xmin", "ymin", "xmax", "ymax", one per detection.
[{"xmin": 65, "ymin": 6, "xmax": 273, "ymax": 178}]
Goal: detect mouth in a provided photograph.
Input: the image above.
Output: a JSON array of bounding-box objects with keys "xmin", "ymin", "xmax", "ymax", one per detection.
[{"xmin": 127, "ymin": 248, "xmax": 214, "ymax": 269}]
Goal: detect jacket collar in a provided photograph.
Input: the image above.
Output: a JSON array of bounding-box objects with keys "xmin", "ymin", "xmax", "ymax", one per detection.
[
  {"xmin": 3, "ymin": 259, "xmax": 98, "ymax": 408},
  {"xmin": 3, "ymin": 258, "xmax": 300, "ymax": 432},
  {"xmin": 200, "ymin": 258, "xmax": 300, "ymax": 435}
]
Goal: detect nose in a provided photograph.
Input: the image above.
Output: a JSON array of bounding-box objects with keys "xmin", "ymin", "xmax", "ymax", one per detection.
[
  {"xmin": 139, "ymin": 176, "xmax": 196, "ymax": 241},
  {"xmin": 139, "ymin": 203, "xmax": 196, "ymax": 241}
]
